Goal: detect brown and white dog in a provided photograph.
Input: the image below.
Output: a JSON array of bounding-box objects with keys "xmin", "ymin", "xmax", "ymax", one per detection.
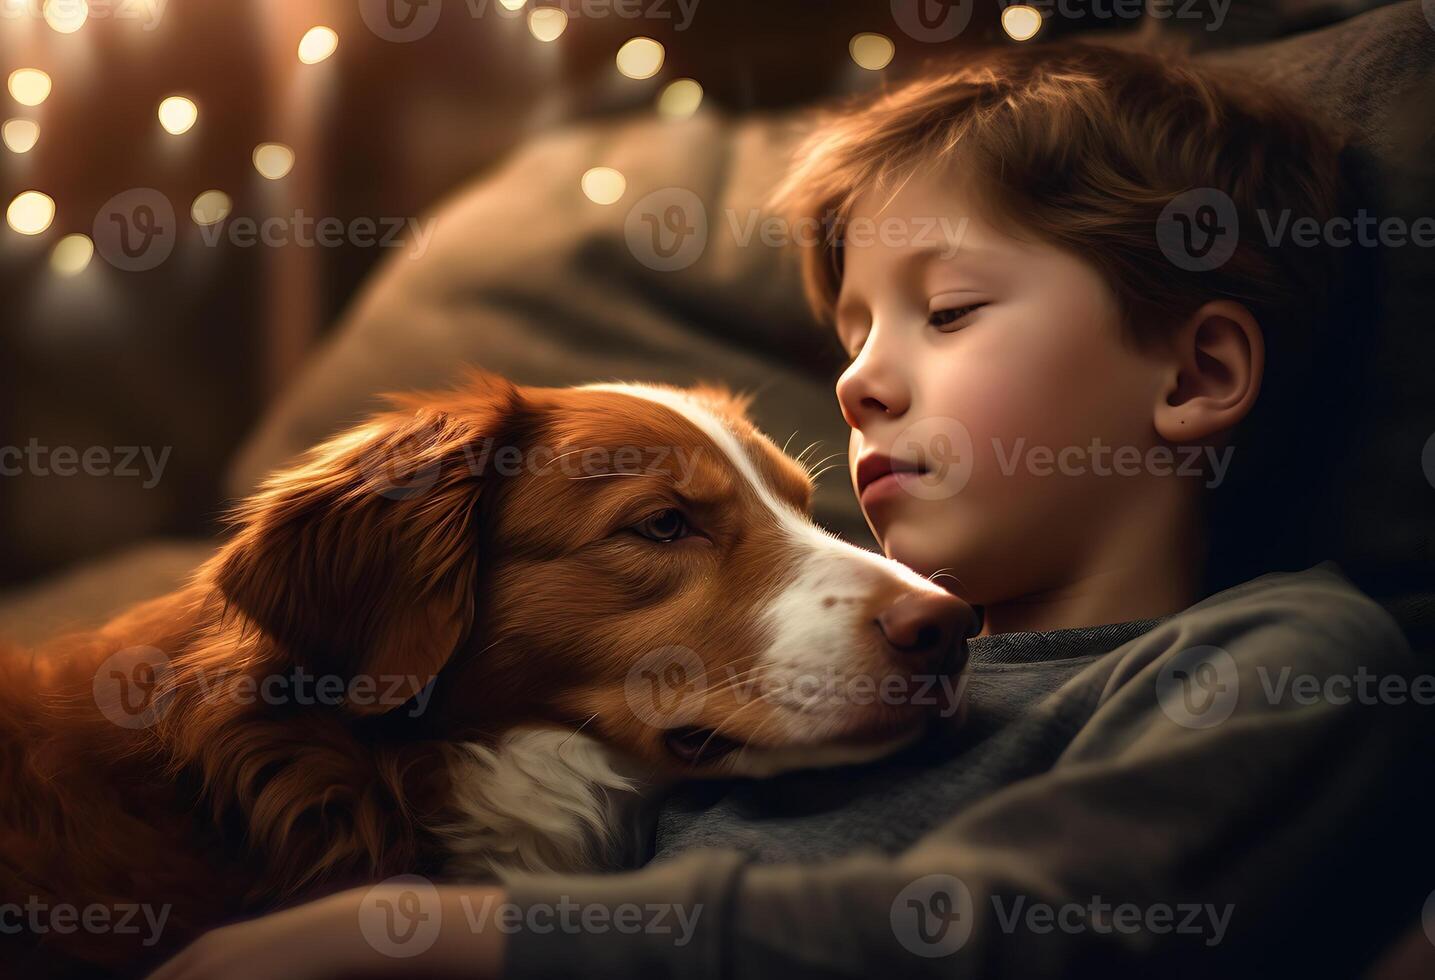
[{"xmin": 0, "ymin": 371, "xmax": 973, "ymax": 976}]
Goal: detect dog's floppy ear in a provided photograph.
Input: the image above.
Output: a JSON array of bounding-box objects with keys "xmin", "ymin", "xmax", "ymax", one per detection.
[{"xmin": 210, "ymin": 375, "xmax": 519, "ymax": 714}]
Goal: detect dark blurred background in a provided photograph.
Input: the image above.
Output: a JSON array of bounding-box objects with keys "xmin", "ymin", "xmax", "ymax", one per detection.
[{"xmin": 0, "ymin": 0, "xmax": 1398, "ymax": 586}]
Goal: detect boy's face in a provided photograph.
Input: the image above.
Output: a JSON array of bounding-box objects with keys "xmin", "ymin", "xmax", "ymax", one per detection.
[{"xmin": 835, "ymin": 174, "xmax": 1171, "ymax": 606}]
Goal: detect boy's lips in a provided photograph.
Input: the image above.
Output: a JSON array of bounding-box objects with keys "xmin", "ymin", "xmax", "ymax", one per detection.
[{"xmin": 855, "ymin": 452, "xmax": 928, "ymax": 506}]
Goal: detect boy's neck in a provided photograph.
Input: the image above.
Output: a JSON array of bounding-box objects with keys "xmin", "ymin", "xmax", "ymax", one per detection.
[{"xmin": 977, "ymin": 492, "xmax": 1205, "ymax": 637}]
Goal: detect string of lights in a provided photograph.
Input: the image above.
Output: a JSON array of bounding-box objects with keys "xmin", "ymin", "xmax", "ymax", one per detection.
[{"xmin": 4, "ymin": 1, "xmax": 1045, "ymax": 275}]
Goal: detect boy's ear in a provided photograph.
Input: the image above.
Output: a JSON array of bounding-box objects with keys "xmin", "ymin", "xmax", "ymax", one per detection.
[
  {"xmin": 1154, "ymin": 300, "xmax": 1265, "ymax": 444},
  {"xmin": 209, "ymin": 380, "xmax": 518, "ymax": 714}
]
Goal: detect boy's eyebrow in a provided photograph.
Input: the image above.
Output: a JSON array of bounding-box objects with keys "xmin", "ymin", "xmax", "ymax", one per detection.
[{"xmin": 896, "ymin": 239, "xmax": 998, "ymax": 272}]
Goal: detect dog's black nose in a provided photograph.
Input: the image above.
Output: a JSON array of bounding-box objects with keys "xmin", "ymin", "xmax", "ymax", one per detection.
[{"xmin": 876, "ymin": 591, "xmax": 975, "ymax": 669}]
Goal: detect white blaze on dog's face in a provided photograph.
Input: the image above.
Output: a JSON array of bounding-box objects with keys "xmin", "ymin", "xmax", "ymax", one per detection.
[{"xmin": 438, "ymin": 380, "xmax": 976, "ymax": 779}]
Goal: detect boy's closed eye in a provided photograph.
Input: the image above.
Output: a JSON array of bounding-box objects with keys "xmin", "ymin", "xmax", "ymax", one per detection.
[
  {"xmin": 838, "ymin": 301, "xmax": 990, "ymax": 364},
  {"xmin": 928, "ymin": 301, "xmax": 988, "ymax": 330}
]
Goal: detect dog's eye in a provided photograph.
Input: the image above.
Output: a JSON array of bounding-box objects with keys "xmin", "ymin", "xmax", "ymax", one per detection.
[{"xmin": 632, "ymin": 509, "xmax": 690, "ymax": 543}]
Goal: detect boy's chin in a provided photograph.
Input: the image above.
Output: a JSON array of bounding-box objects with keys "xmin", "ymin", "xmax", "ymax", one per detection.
[
  {"xmin": 879, "ymin": 524, "xmax": 959, "ymax": 586},
  {"xmin": 877, "ymin": 517, "xmax": 997, "ymax": 605}
]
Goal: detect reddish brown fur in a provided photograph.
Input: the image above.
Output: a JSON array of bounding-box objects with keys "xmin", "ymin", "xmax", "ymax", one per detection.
[{"xmin": 0, "ymin": 371, "xmax": 835, "ymax": 977}]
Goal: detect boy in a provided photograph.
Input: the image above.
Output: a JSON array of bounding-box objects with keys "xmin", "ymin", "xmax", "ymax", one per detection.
[{"xmin": 151, "ymin": 43, "xmax": 1433, "ymax": 979}]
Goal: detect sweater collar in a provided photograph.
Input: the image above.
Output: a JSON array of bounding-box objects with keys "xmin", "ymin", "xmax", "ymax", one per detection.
[{"xmin": 968, "ymin": 617, "xmax": 1166, "ymax": 666}]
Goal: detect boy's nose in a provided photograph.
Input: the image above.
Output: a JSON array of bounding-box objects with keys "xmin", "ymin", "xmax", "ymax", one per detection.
[
  {"xmin": 836, "ymin": 346, "xmax": 910, "ymax": 428},
  {"xmin": 876, "ymin": 591, "xmax": 976, "ymax": 670}
]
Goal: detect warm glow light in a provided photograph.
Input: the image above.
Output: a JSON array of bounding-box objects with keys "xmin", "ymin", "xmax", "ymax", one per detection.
[
  {"xmin": 8, "ymin": 69, "xmax": 52, "ymax": 108},
  {"xmin": 657, "ymin": 78, "xmax": 703, "ymax": 119},
  {"xmin": 3, "ymin": 119, "xmax": 40, "ymax": 154},
  {"xmin": 527, "ymin": 7, "xmax": 567, "ymax": 41},
  {"xmin": 581, "ymin": 167, "xmax": 626, "ymax": 205},
  {"xmin": 298, "ymin": 26, "xmax": 339, "ymax": 65},
  {"xmin": 157, "ymin": 96, "xmax": 199, "ymax": 136},
  {"xmin": 253, "ymin": 143, "xmax": 296, "ymax": 180},
  {"xmin": 7, "ymin": 191, "xmax": 56, "ymax": 236},
  {"xmin": 191, "ymin": 190, "xmax": 233, "ymax": 226},
  {"xmin": 1001, "ymin": 4, "xmax": 1043, "ymax": 41},
  {"xmin": 616, "ymin": 37, "xmax": 664, "ymax": 80},
  {"xmin": 849, "ymin": 33, "xmax": 895, "ymax": 70},
  {"xmin": 50, "ymin": 233, "xmax": 94, "ymax": 276},
  {"xmin": 498, "ymin": 0, "xmax": 524, "ymax": 8},
  {"xmin": 43, "ymin": 0, "xmax": 87, "ymax": 33}
]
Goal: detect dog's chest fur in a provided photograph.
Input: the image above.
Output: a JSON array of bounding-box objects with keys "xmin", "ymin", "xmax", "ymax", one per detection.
[{"xmin": 436, "ymin": 729, "xmax": 655, "ymax": 880}]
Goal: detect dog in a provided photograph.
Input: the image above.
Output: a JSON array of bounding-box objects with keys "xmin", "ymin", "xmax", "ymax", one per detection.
[{"xmin": 0, "ymin": 371, "xmax": 973, "ymax": 976}]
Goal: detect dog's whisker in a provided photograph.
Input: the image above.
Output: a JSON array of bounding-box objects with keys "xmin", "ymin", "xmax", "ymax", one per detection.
[
  {"xmin": 697, "ymin": 661, "xmax": 779, "ymax": 699},
  {"xmin": 682, "ymin": 694, "xmax": 774, "ymax": 772},
  {"xmin": 549, "ymin": 446, "xmax": 597, "ymax": 464},
  {"xmin": 565, "ymin": 472, "xmax": 654, "ymax": 480},
  {"xmin": 559, "ymin": 712, "xmax": 601, "ymax": 749},
  {"xmin": 794, "ymin": 440, "xmax": 823, "ymax": 467},
  {"xmin": 929, "ymin": 571, "xmax": 969, "ymax": 592}
]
